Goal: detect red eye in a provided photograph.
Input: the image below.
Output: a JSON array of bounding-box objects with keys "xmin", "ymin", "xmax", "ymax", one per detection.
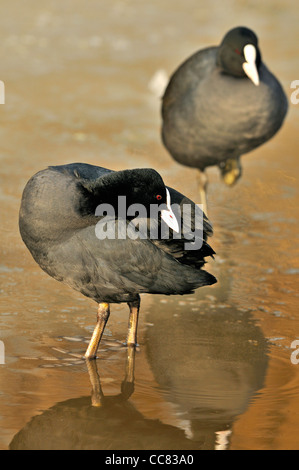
[
  {"xmin": 235, "ymin": 48, "xmax": 241, "ymax": 55},
  {"xmin": 156, "ymin": 195, "xmax": 162, "ymax": 201}
]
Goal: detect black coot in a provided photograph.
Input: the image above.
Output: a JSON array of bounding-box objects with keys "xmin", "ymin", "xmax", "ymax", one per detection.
[
  {"xmin": 162, "ymin": 26, "xmax": 288, "ymax": 212},
  {"xmin": 19, "ymin": 163, "xmax": 216, "ymax": 358}
]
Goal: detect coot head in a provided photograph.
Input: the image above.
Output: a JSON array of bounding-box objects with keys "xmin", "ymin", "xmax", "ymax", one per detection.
[
  {"xmin": 217, "ymin": 26, "xmax": 261, "ymax": 85},
  {"xmin": 79, "ymin": 167, "xmax": 179, "ymax": 232}
]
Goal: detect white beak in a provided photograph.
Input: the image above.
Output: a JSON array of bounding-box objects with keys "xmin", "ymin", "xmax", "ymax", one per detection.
[
  {"xmin": 161, "ymin": 188, "xmax": 180, "ymax": 233},
  {"xmin": 242, "ymin": 44, "xmax": 259, "ymax": 86}
]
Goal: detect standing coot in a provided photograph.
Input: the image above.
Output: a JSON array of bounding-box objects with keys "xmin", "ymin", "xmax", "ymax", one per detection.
[
  {"xmin": 19, "ymin": 163, "xmax": 216, "ymax": 359},
  {"xmin": 161, "ymin": 26, "xmax": 288, "ymax": 213}
]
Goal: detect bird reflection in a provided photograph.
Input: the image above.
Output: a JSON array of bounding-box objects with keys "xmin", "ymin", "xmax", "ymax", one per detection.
[
  {"xmin": 9, "ymin": 347, "xmax": 198, "ymax": 450},
  {"xmin": 145, "ymin": 292, "xmax": 269, "ymax": 450},
  {"xmin": 9, "ymin": 280, "xmax": 268, "ymax": 450}
]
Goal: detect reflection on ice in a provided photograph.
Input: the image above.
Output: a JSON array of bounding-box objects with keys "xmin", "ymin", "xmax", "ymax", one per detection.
[
  {"xmin": 145, "ymin": 295, "xmax": 269, "ymax": 450},
  {"xmin": 10, "ymin": 347, "xmax": 199, "ymax": 450}
]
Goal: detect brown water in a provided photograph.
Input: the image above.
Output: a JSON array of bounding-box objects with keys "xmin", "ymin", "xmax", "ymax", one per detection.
[{"xmin": 0, "ymin": 0, "xmax": 299, "ymax": 451}]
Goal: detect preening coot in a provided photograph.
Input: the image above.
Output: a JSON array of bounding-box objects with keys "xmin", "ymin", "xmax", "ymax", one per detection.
[
  {"xmin": 19, "ymin": 163, "xmax": 216, "ymax": 359},
  {"xmin": 161, "ymin": 26, "xmax": 288, "ymax": 213}
]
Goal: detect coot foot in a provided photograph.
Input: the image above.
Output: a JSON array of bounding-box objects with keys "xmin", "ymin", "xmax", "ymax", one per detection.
[{"xmin": 220, "ymin": 158, "xmax": 242, "ymax": 187}]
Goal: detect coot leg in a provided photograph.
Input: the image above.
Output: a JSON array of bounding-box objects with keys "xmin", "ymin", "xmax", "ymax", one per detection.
[
  {"xmin": 197, "ymin": 170, "xmax": 208, "ymax": 216},
  {"xmin": 126, "ymin": 296, "xmax": 140, "ymax": 346},
  {"xmin": 84, "ymin": 302, "xmax": 110, "ymax": 359}
]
